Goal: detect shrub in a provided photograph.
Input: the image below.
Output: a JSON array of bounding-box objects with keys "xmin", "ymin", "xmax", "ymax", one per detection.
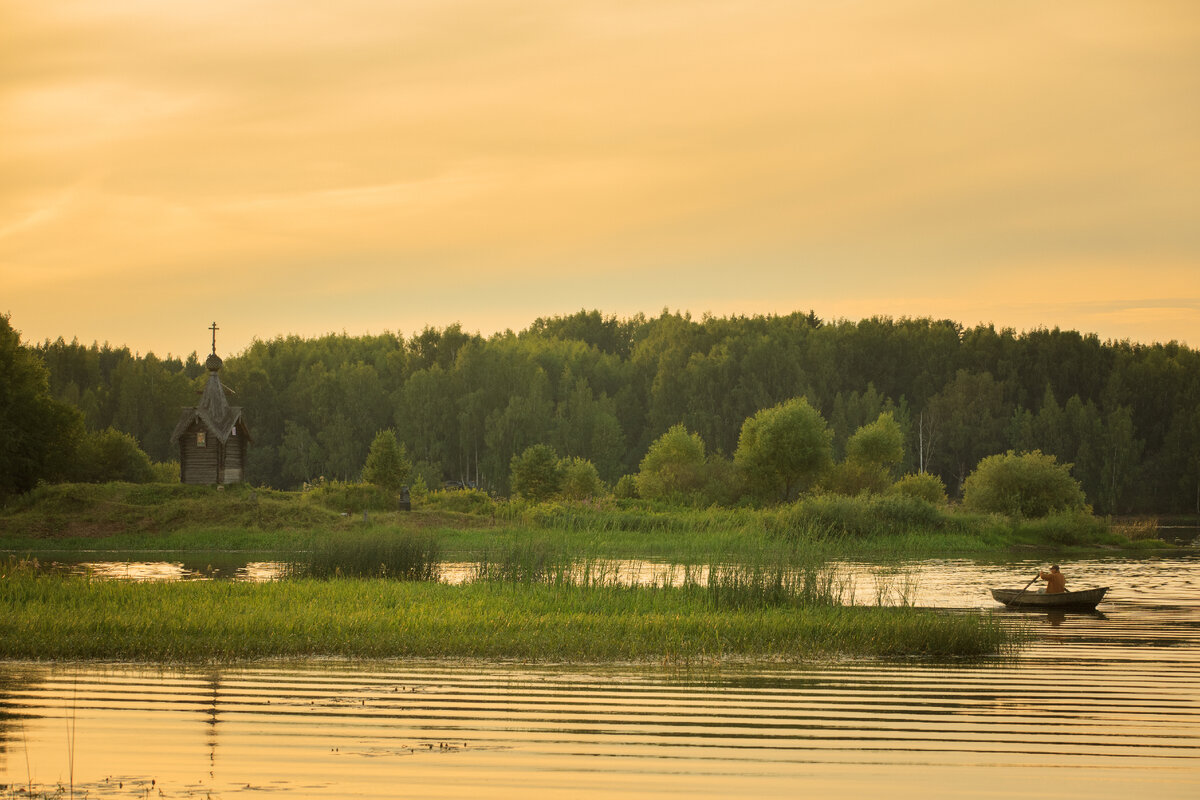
[
  {"xmin": 770, "ymin": 492, "xmax": 948, "ymax": 539},
  {"xmin": 613, "ymin": 474, "xmax": 639, "ymax": 499},
  {"xmin": 510, "ymin": 444, "xmax": 561, "ymax": 502},
  {"xmin": 962, "ymin": 450, "xmax": 1087, "ymax": 518},
  {"xmin": 700, "ymin": 455, "xmax": 744, "ymax": 506},
  {"xmin": 637, "ymin": 425, "xmax": 708, "ymax": 502},
  {"xmin": 890, "ymin": 473, "xmax": 948, "ymax": 505},
  {"xmin": 1013, "ymin": 510, "xmax": 1107, "ymax": 545},
  {"xmin": 361, "ymin": 429, "xmax": 411, "ymax": 492},
  {"xmin": 423, "ymin": 487, "xmax": 495, "ymax": 515},
  {"xmin": 559, "ymin": 457, "xmax": 603, "ymax": 500},
  {"xmin": 409, "ymin": 474, "xmax": 429, "ymax": 505},
  {"xmin": 150, "ymin": 461, "xmax": 181, "ymax": 483},
  {"xmin": 824, "ymin": 460, "xmax": 891, "ymax": 496},
  {"xmin": 308, "ymin": 480, "xmax": 396, "ymax": 513},
  {"xmin": 845, "ymin": 412, "xmax": 904, "ymax": 472},
  {"xmin": 71, "ymin": 428, "xmax": 155, "ymax": 484}
]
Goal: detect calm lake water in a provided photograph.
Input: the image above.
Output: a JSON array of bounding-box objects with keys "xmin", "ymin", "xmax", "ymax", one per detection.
[{"xmin": 2, "ymin": 553, "xmax": 1198, "ymax": 799}]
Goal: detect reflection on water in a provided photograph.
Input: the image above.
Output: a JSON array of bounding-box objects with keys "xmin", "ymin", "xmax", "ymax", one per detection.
[
  {"xmin": 27, "ymin": 552, "xmax": 1200, "ymax": 609},
  {"xmin": 2, "ymin": 555, "xmax": 1197, "ymax": 799},
  {"xmin": 58, "ymin": 559, "xmax": 290, "ymax": 582}
]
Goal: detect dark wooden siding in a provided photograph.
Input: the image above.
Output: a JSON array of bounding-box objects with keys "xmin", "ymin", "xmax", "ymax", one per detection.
[
  {"xmin": 224, "ymin": 438, "xmax": 245, "ymax": 483},
  {"xmin": 180, "ymin": 420, "xmax": 219, "ymax": 485}
]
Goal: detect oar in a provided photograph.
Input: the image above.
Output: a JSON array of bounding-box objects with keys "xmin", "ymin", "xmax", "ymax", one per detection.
[{"xmin": 1009, "ymin": 573, "xmax": 1039, "ymax": 607}]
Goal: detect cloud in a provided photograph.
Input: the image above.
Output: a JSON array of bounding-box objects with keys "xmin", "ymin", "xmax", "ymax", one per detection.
[{"xmin": 2, "ymin": 1, "xmax": 1198, "ymax": 355}]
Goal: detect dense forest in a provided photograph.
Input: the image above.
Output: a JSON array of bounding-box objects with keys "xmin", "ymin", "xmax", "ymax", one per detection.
[{"xmin": 15, "ymin": 310, "xmax": 1200, "ymax": 513}]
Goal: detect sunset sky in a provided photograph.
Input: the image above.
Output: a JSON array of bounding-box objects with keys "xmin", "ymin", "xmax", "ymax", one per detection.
[{"xmin": 2, "ymin": 0, "xmax": 1198, "ymax": 358}]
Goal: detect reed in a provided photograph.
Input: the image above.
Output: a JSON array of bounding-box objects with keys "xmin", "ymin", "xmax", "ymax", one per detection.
[
  {"xmin": 0, "ymin": 566, "xmax": 1022, "ymax": 661},
  {"xmin": 702, "ymin": 558, "xmax": 846, "ymax": 609},
  {"xmin": 470, "ymin": 537, "xmax": 573, "ymax": 584},
  {"xmin": 285, "ymin": 530, "xmax": 441, "ymax": 580}
]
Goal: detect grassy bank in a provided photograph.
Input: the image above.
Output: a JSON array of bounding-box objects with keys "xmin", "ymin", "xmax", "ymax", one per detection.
[
  {"xmin": 0, "ymin": 482, "xmax": 1164, "ymax": 560},
  {"xmin": 0, "ymin": 567, "xmax": 1021, "ymax": 662}
]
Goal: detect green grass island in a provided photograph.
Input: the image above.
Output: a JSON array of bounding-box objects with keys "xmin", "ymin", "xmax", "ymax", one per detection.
[{"xmin": 0, "ymin": 482, "xmax": 1171, "ymax": 664}]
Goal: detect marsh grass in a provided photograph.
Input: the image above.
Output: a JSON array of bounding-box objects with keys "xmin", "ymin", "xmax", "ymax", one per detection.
[
  {"xmin": 0, "ymin": 563, "xmax": 1022, "ymax": 661},
  {"xmin": 471, "ymin": 538, "xmax": 572, "ymax": 583},
  {"xmin": 498, "ymin": 499, "xmax": 763, "ymax": 535},
  {"xmin": 2, "ymin": 482, "xmax": 1157, "ymax": 560},
  {"xmin": 701, "ymin": 559, "xmax": 846, "ymax": 609},
  {"xmin": 867, "ymin": 566, "xmax": 921, "ymax": 607},
  {"xmin": 0, "ymin": 482, "xmax": 339, "ymax": 539},
  {"xmin": 1110, "ymin": 517, "xmax": 1160, "ymax": 540},
  {"xmin": 286, "ymin": 530, "xmax": 441, "ymax": 580}
]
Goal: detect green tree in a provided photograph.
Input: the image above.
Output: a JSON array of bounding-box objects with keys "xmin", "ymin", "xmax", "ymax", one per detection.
[
  {"xmin": 735, "ymin": 397, "xmax": 832, "ymax": 502},
  {"xmin": 845, "ymin": 412, "xmax": 904, "ymax": 473},
  {"xmin": 0, "ymin": 315, "xmax": 84, "ymax": 494},
  {"xmin": 827, "ymin": 412, "xmax": 905, "ymax": 496},
  {"xmin": 510, "ymin": 443, "xmax": 561, "ymax": 502},
  {"xmin": 559, "ymin": 456, "xmax": 602, "ymax": 500},
  {"xmin": 890, "ymin": 472, "xmax": 948, "ymax": 505},
  {"xmin": 925, "ymin": 370, "xmax": 1011, "ymax": 495},
  {"xmin": 962, "ymin": 450, "xmax": 1087, "ymax": 517},
  {"xmin": 1099, "ymin": 405, "xmax": 1143, "ymax": 515},
  {"xmin": 280, "ymin": 422, "xmax": 323, "ymax": 488},
  {"xmin": 553, "ymin": 375, "xmax": 626, "ymax": 482},
  {"xmin": 637, "ymin": 424, "xmax": 709, "ymax": 502},
  {"xmin": 362, "ymin": 429, "xmax": 411, "ymax": 492},
  {"xmin": 71, "ymin": 427, "xmax": 155, "ymax": 483},
  {"xmin": 614, "ymin": 474, "xmax": 639, "ymax": 499},
  {"xmin": 830, "ymin": 384, "xmax": 889, "ymax": 459}
]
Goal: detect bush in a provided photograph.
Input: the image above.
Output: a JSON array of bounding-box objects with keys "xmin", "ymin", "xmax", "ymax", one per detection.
[
  {"xmin": 613, "ymin": 474, "xmax": 639, "ymax": 499},
  {"xmin": 1013, "ymin": 510, "xmax": 1107, "ymax": 545},
  {"xmin": 845, "ymin": 412, "xmax": 904, "ymax": 472},
  {"xmin": 824, "ymin": 460, "xmax": 891, "ymax": 496},
  {"xmin": 361, "ymin": 430, "xmax": 411, "ymax": 492},
  {"xmin": 308, "ymin": 480, "xmax": 396, "ymax": 513},
  {"xmin": 700, "ymin": 455, "xmax": 745, "ymax": 506},
  {"xmin": 962, "ymin": 450, "xmax": 1087, "ymax": 518},
  {"xmin": 150, "ymin": 461, "xmax": 181, "ymax": 483},
  {"xmin": 71, "ymin": 428, "xmax": 155, "ymax": 484},
  {"xmin": 890, "ymin": 473, "xmax": 948, "ymax": 505},
  {"xmin": 559, "ymin": 457, "xmax": 603, "ymax": 500},
  {"xmin": 637, "ymin": 425, "xmax": 708, "ymax": 502},
  {"xmin": 770, "ymin": 492, "xmax": 948, "ymax": 539},
  {"xmin": 409, "ymin": 474, "xmax": 429, "ymax": 505},
  {"xmin": 510, "ymin": 444, "xmax": 561, "ymax": 502},
  {"xmin": 423, "ymin": 487, "xmax": 495, "ymax": 515}
]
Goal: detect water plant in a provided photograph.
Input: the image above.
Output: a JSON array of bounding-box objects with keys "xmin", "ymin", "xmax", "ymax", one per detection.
[
  {"xmin": 0, "ymin": 563, "xmax": 1022, "ymax": 662},
  {"xmin": 286, "ymin": 530, "xmax": 441, "ymax": 580}
]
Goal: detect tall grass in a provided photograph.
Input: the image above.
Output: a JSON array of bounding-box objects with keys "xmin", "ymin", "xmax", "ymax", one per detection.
[
  {"xmin": 0, "ymin": 564, "xmax": 1023, "ymax": 662},
  {"xmin": 285, "ymin": 530, "xmax": 441, "ymax": 580},
  {"xmin": 1, "ymin": 482, "xmax": 1157, "ymax": 560},
  {"xmin": 702, "ymin": 558, "xmax": 846, "ymax": 609},
  {"xmin": 0, "ymin": 482, "xmax": 339, "ymax": 538},
  {"xmin": 465, "ymin": 538, "xmax": 851, "ymax": 611},
  {"xmin": 470, "ymin": 538, "xmax": 573, "ymax": 583}
]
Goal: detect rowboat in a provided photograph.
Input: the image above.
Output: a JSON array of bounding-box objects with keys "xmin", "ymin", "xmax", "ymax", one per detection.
[{"xmin": 990, "ymin": 586, "xmax": 1108, "ymax": 610}]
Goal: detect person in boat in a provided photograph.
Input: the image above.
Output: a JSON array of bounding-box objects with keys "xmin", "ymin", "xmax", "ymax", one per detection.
[{"xmin": 1036, "ymin": 565, "xmax": 1066, "ymax": 594}]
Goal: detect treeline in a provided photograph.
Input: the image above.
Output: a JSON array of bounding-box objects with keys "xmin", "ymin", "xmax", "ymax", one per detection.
[{"xmin": 24, "ymin": 310, "xmax": 1200, "ymax": 513}]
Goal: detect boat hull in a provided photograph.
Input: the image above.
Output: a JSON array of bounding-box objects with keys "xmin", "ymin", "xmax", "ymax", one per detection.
[{"xmin": 990, "ymin": 586, "xmax": 1108, "ymax": 609}]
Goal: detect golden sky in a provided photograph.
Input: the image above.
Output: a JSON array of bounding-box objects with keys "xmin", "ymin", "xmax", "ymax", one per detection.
[{"xmin": 2, "ymin": 0, "xmax": 1198, "ymax": 357}]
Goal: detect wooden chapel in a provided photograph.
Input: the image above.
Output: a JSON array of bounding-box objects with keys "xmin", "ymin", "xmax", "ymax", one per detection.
[{"xmin": 170, "ymin": 323, "xmax": 251, "ymax": 485}]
